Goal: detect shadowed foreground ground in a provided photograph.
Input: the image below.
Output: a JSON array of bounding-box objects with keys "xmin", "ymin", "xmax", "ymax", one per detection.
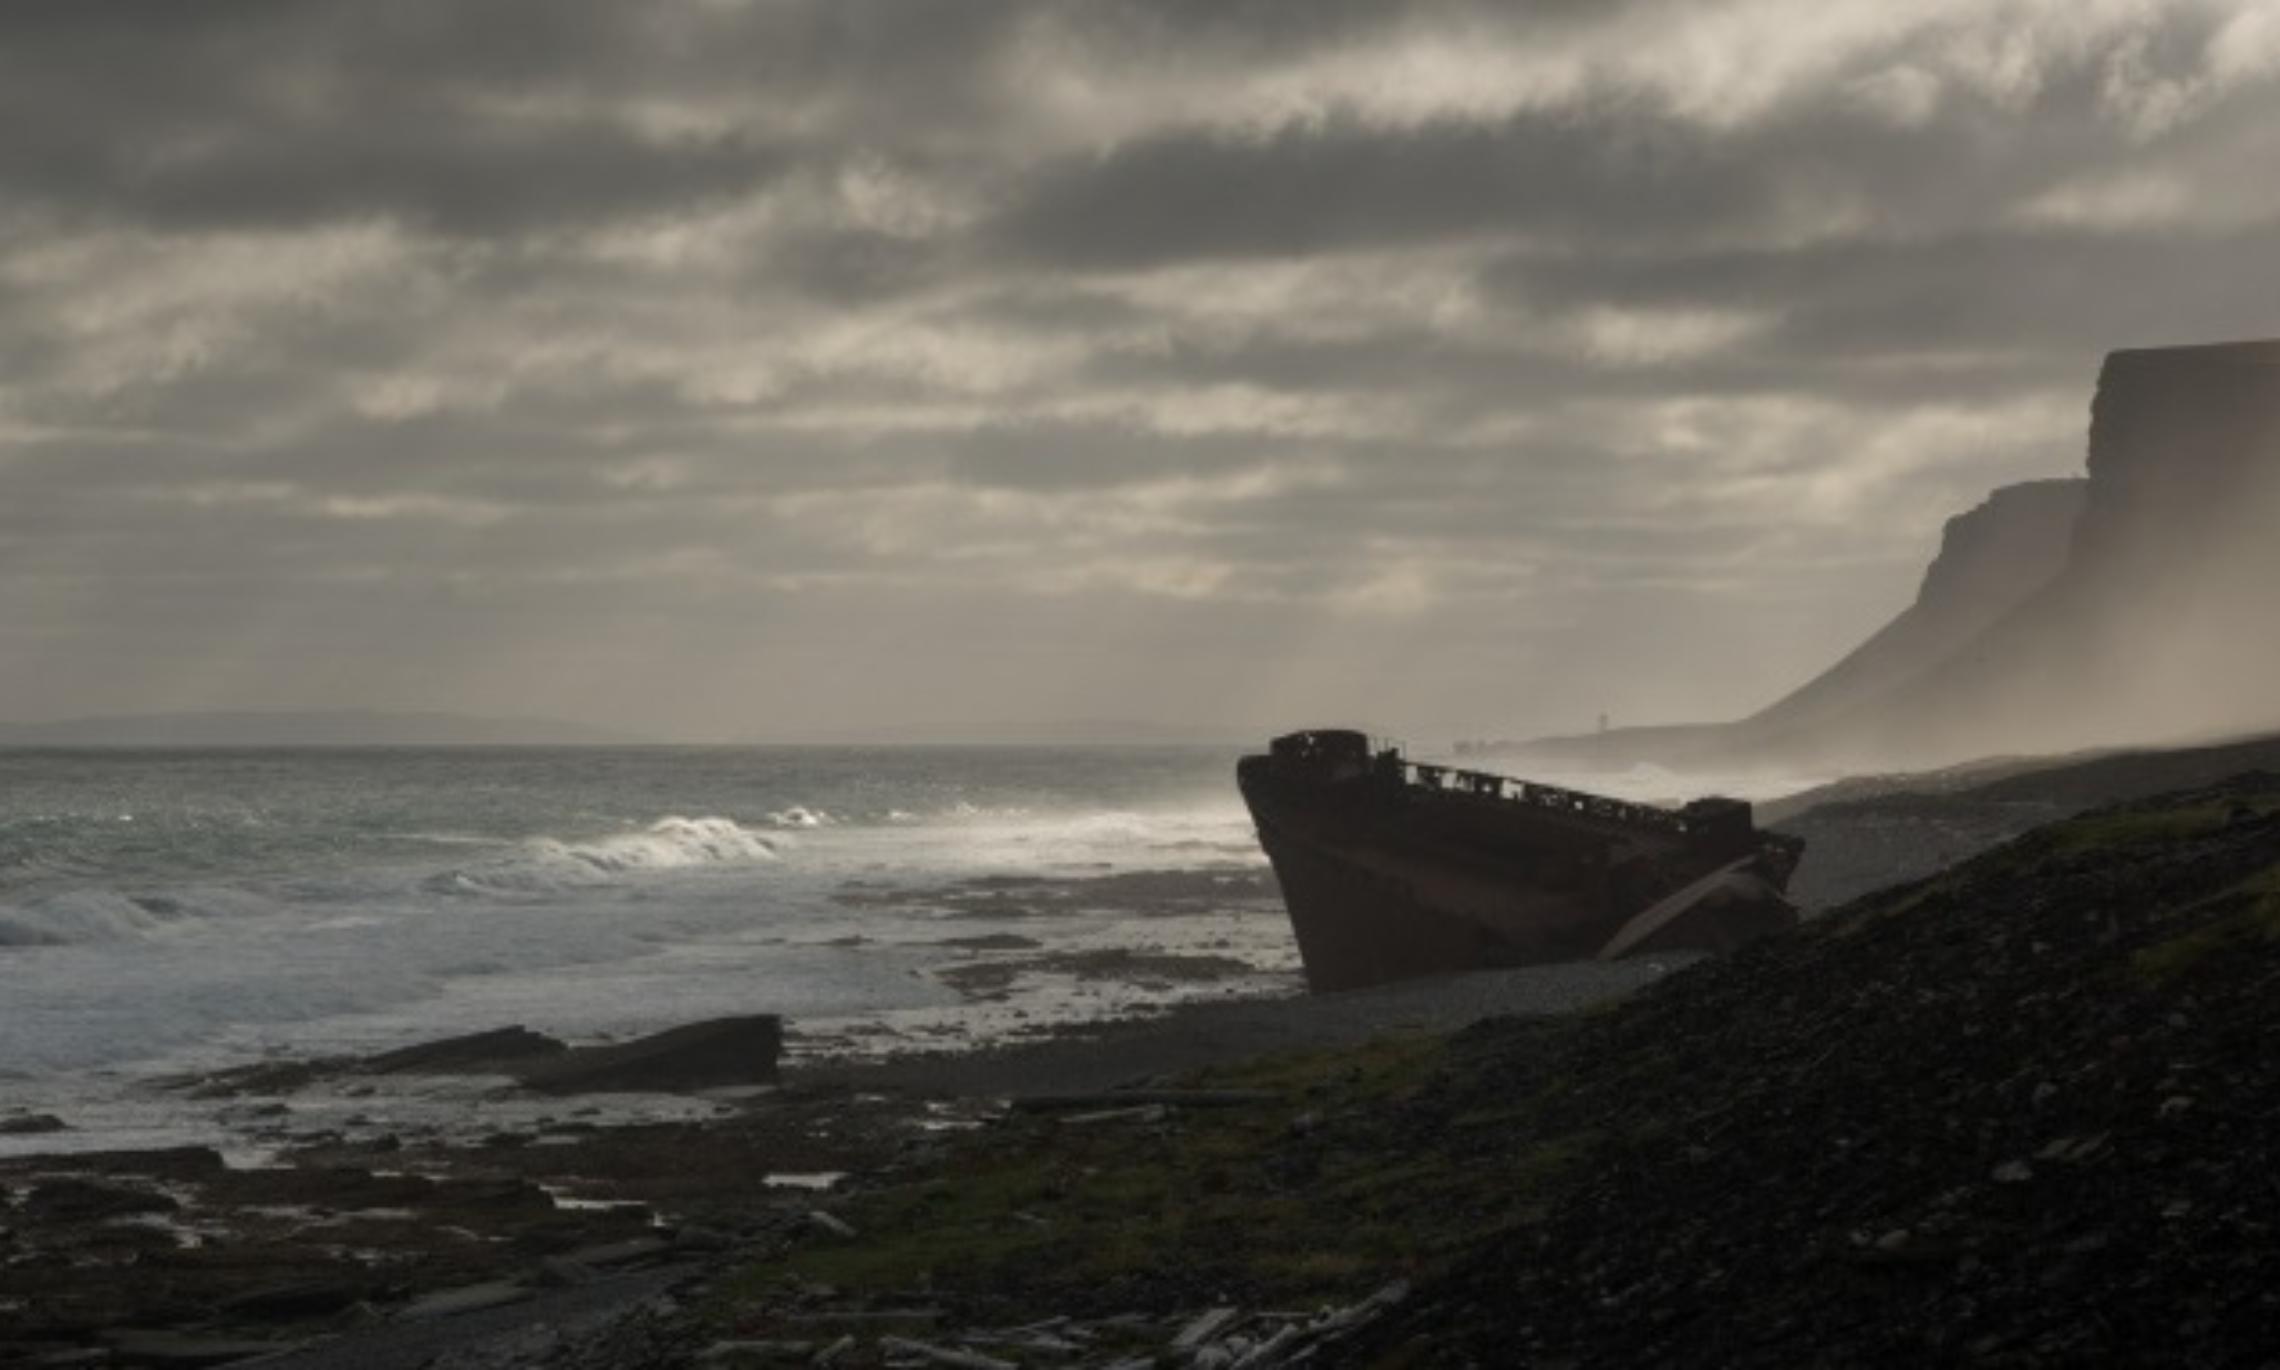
[{"xmin": 705, "ymin": 774, "xmax": 2280, "ymax": 1368}]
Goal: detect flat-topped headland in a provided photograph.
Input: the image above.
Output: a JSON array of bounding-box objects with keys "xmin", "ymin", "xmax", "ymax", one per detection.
[{"xmin": 1500, "ymin": 338, "xmax": 2280, "ymax": 774}]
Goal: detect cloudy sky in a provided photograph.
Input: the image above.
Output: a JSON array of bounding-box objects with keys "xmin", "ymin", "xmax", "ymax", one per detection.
[{"xmin": 5, "ymin": 0, "xmax": 2280, "ymax": 742}]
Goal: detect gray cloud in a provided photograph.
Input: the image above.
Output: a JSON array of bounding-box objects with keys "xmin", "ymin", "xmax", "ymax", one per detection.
[
  {"xmin": 990, "ymin": 111, "xmax": 1772, "ymax": 269},
  {"xmin": 4, "ymin": 0, "xmax": 2278, "ymax": 739}
]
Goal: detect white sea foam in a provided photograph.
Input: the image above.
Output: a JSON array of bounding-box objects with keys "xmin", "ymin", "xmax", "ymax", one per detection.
[
  {"xmin": 432, "ymin": 815, "xmax": 780, "ymax": 896},
  {"xmin": 0, "ymin": 747, "xmax": 1282, "ymax": 1148},
  {"xmin": 766, "ymin": 805, "xmax": 834, "ymax": 829}
]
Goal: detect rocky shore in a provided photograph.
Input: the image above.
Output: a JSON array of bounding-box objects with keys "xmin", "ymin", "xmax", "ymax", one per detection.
[
  {"xmin": 0, "ymin": 941, "xmax": 1670, "ymax": 1367},
  {"xmin": 12, "ymin": 774, "xmax": 2280, "ymax": 1367}
]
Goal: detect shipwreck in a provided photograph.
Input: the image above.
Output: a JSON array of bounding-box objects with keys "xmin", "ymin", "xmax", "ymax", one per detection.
[{"xmin": 1238, "ymin": 730, "xmax": 1805, "ymax": 992}]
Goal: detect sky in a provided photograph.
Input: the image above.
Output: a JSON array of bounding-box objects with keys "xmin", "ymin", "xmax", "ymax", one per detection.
[{"xmin": 5, "ymin": 0, "xmax": 2280, "ymax": 743}]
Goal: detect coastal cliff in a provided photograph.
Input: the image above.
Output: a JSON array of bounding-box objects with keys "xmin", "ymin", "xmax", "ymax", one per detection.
[
  {"xmin": 1858, "ymin": 339, "xmax": 2280, "ymax": 762},
  {"xmin": 1744, "ymin": 477, "xmax": 2087, "ymax": 738},
  {"xmin": 1516, "ymin": 338, "xmax": 2280, "ymax": 772}
]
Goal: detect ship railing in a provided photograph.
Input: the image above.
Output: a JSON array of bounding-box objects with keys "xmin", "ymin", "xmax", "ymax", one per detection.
[{"xmin": 1396, "ymin": 759, "xmax": 1694, "ymax": 835}]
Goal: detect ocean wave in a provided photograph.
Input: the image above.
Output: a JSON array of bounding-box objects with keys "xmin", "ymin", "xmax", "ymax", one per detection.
[
  {"xmin": 427, "ymin": 815, "xmax": 780, "ymax": 897},
  {"xmin": 766, "ymin": 806, "xmax": 834, "ymax": 829},
  {"xmin": 0, "ymin": 885, "xmax": 278, "ymax": 948}
]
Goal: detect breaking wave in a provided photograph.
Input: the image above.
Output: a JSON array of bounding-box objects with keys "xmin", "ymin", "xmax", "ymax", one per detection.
[
  {"xmin": 766, "ymin": 806, "xmax": 834, "ymax": 829},
  {"xmin": 429, "ymin": 815, "xmax": 781, "ymax": 897}
]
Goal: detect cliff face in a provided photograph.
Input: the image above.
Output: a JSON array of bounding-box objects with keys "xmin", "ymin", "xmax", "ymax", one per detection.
[
  {"xmin": 1743, "ymin": 478, "xmax": 2086, "ymax": 736},
  {"xmin": 1864, "ymin": 340, "xmax": 2280, "ymax": 762},
  {"xmin": 1518, "ymin": 339, "xmax": 2280, "ymax": 772},
  {"xmin": 2077, "ymin": 340, "xmax": 2280, "ymax": 588}
]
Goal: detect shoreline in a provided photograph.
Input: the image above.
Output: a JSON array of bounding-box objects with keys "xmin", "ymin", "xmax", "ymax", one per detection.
[{"xmin": 0, "ymin": 959, "xmax": 1678, "ymax": 1367}]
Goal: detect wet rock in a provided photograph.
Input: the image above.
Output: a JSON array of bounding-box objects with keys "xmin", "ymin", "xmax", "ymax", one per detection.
[
  {"xmin": 561, "ymin": 1235, "xmax": 673, "ymax": 1268},
  {"xmin": 513, "ymin": 1016, "xmax": 782, "ymax": 1094},
  {"xmin": 398, "ymin": 1281, "xmax": 533, "ymax": 1321},
  {"xmin": 364, "ymin": 1025, "xmax": 568, "ymax": 1076},
  {"xmin": 177, "ymin": 1059, "xmax": 332, "ymax": 1098},
  {"xmin": 673, "ymin": 1223, "xmax": 733, "ymax": 1253},
  {"xmin": 102, "ymin": 1330, "xmax": 304, "ymax": 1366},
  {"xmin": 535, "ymin": 1255, "xmax": 597, "ymax": 1288},
  {"xmin": 934, "ymin": 934, "xmax": 1043, "ymax": 951},
  {"xmin": 0, "ymin": 1146, "xmax": 225, "ymax": 1183},
  {"xmin": 0, "ymin": 1113, "xmax": 69, "ymax": 1135},
  {"xmin": 23, "ymin": 1179, "xmax": 177, "ymax": 1223},
  {"xmin": 216, "ymin": 1280, "xmax": 364, "ymax": 1321}
]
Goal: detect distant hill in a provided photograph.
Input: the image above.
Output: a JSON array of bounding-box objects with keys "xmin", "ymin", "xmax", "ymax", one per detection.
[{"xmin": 0, "ymin": 710, "xmax": 647, "ymax": 747}]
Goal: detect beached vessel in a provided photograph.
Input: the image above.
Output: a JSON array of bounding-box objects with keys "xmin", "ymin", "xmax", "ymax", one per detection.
[{"xmin": 1238, "ymin": 730, "xmax": 1805, "ymax": 991}]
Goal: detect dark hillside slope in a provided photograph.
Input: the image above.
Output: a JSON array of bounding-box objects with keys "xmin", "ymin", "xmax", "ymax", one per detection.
[
  {"xmin": 1346, "ymin": 775, "xmax": 2280, "ymax": 1368},
  {"xmin": 1774, "ymin": 730, "xmax": 2280, "ymax": 909}
]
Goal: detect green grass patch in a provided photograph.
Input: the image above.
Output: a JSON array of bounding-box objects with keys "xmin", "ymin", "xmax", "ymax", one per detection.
[
  {"xmin": 2131, "ymin": 864, "xmax": 2280, "ymax": 984},
  {"xmin": 2047, "ymin": 799, "xmax": 2270, "ymax": 854},
  {"xmin": 720, "ymin": 1030, "xmax": 1590, "ymax": 1324}
]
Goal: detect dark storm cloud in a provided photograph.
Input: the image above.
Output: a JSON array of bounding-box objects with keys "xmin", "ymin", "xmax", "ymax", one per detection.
[
  {"xmin": 0, "ymin": 0, "xmax": 1010, "ymax": 234},
  {"xmin": 109, "ymin": 125, "xmax": 785, "ymax": 237},
  {"xmin": 990, "ymin": 111, "xmax": 1773, "ymax": 268}
]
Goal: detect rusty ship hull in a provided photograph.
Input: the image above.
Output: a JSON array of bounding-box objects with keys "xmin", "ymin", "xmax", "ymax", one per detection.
[{"xmin": 1238, "ymin": 730, "xmax": 1804, "ymax": 992}]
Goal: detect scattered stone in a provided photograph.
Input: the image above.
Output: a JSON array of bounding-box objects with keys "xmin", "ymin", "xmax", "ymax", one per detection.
[
  {"xmin": 699, "ymin": 1339, "xmax": 815, "ymax": 1363},
  {"xmin": 674, "ymin": 1223, "xmax": 733, "ymax": 1253},
  {"xmin": 101, "ymin": 1330, "xmax": 305, "ymax": 1366},
  {"xmin": 563, "ymin": 1235, "xmax": 674, "ymax": 1268},
  {"xmin": 1058, "ymin": 1104, "xmax": 1168, "ymax": 1127},
  {"xmin": 397, "ymin": 1281, "xmax": 534, "ymax": 1321},
  {"xmin": 1010, "ymin": 1089, "xmax": 1279, "ymax": 1113},
  {"xmin": 1174, "ymin": 1307, "xmax": 1242, "ymax": 1350},
  {"xmin": 535, "ymin": 1256, "xmax": 597, "ymax": 1288},
  {"xmin": 804, "ymin": 1210, "xmax": 857, "ymax": 1240},
  {"xmin": 876, "ymin": 1336, "xmax": 1016, "ymax": 1370},
  {"xmin": 782, "ymin": 1310, "xmax": 942, "ymax": 1328}
]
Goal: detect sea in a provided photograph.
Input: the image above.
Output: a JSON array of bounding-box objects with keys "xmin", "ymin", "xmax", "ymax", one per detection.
[{"xmin": 0, "ymin": 745, "xmax": 1293, "ymax": 1156}]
